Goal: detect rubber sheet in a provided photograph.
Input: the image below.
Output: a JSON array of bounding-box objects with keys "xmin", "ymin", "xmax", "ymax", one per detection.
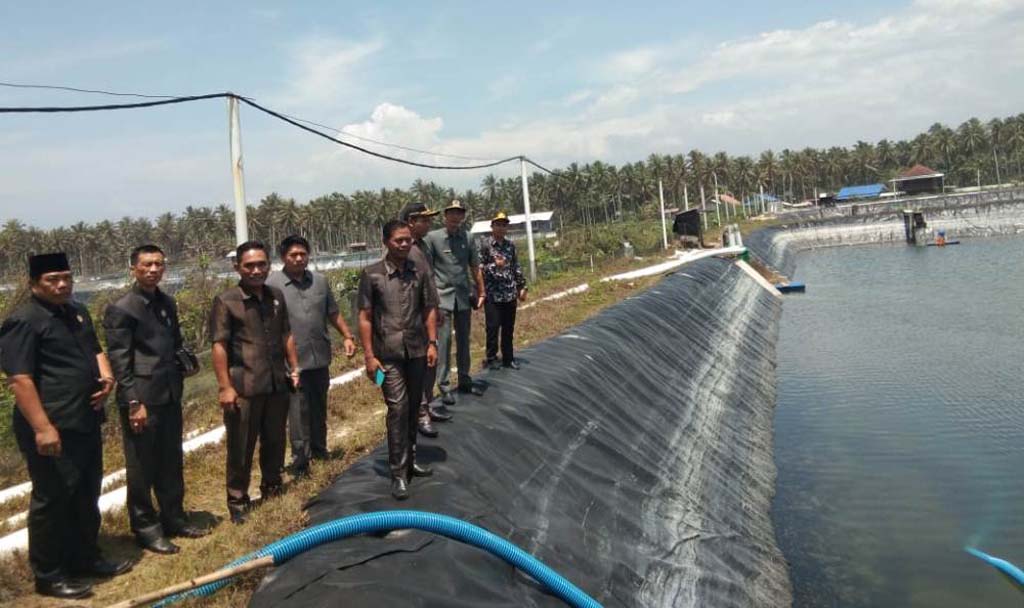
[{"xmin": 250, "ymin": 257, "xmax": 791, "ymax": 607}]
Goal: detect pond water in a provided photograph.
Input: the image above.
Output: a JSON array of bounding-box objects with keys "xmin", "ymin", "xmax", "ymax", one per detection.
[{"xmin": 772, "ymin": 237, "xmax": 1024, "ymax": 607}]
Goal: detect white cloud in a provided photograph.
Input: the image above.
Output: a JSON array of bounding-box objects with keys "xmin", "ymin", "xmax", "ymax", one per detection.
[{"xmin": 278, "ymin": 36, "xmax": 384, "ymax": 108}]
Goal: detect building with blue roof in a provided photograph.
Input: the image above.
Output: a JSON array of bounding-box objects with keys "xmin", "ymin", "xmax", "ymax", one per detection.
[{"xmin": 836, "ymin": 183, "xmax": 887, "ymax": 201}]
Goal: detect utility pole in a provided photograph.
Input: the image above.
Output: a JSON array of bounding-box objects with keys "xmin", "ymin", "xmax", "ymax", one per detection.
[
  {"xmin": 712, "ymin": 172, "xmax": 723, "ymax": 226},
  {"xmin": 683, "ymin": 182, "xmax": 690, "ymax": 211},
  {"xmin": 658, "ymin": 179, "xmax": 668, "ymax": 250},
  {"xmin": 700, "ymin": 184, "xmax": 708, "ymax": 230},
  {"xmin": 519, "ymin": 157, "xmax": 537, "ymax": 281},
  {"xmin": 759, "ymin": 183, "xmax": 766, "ymax": 216},
  {"xmin": 993, "ymin": 147, "xmax": 1002, "ymax": 186},
  {"xmin": 228, "ymin": 95, "xmax": 249, "ymax": 245}
]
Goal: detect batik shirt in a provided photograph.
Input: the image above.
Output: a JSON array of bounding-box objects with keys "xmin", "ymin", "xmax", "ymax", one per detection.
[{"xmin": 480, "ymin": 237, "xmax": 526, "ymax": 304}]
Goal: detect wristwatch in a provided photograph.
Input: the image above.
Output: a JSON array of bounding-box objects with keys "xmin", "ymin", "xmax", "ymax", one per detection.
[{"xmin": 428, "ymin": 340, "xmax": 438, "ymax": 347}]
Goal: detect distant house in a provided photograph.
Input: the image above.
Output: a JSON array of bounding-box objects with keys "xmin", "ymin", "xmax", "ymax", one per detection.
[
  {"xmin": 890, "ymin": 164, "xmax": 944, "ymax": 195},
  {"xmin": 836, "ymin": 183, "xmax": 887, "ymax": 201},
  {"xmin": 469, "ymin": 211, "xmax": 556, "ymax": 239}
]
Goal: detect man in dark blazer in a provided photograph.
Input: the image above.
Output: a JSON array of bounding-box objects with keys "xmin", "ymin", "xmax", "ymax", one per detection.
[{"xmin": 104, "ymin": 245, "xmax": 208, "ymax": 554}]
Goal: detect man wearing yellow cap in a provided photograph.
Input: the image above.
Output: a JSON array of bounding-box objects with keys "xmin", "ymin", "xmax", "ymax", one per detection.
[
  {"xmin": 422, "ymin": 200, "xmax": 486, "ymax": 404},
  {"xmin": 480, "ymin": 212, "xmax": 527, "ymax": 370}
]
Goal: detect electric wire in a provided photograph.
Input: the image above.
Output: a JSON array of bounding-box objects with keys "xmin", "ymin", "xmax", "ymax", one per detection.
[
  {"xmin": 237, "ymin": 96, "xmax": 521, "ymax": 170},
  {"xmin": 0, "ymin": 83, "xmax": 521, "ymax": 170}
]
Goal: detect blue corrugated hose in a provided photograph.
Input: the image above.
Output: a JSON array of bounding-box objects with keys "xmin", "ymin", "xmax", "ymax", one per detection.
[
  {"xmin": 965, "ymin": 547, "xmax": 1024, "ymax": 591},
  {"xmin": 157, "ymin": 510, "xmax": 602, "ymax": 607}
]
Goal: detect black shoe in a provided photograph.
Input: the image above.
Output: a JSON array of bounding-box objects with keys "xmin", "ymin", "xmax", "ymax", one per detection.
[
  {"xmin": 417, "ymin": 420, "xmax": 439, "ymax": 438},
  {"xmin": 166, "ymin": 523, "xmax": 210, "ymax": 539},
  {"xmin": 35, "ymin": 578, "xmax": 92, "ymax": 599},
  {"xmin": 488, "ymin": 359, "xmax": 502, "ymax": 371},
  {"xmin": 287, "ymin": 463, "xmax": 311, "ymax": 478},
  {"xmin": 138, "ymin": 535, "xmax": 180, "ymax": 555},
  {"xmin": 503, "ymin": 360, "xmax": 521, "ymax": 370},
  {"xmin": 458, "ymin": 384, "xmax": 484, "ymax": 396},
  {"xmin": 428, "ymin": 406, "xmax": 453, "ymax": 422},
  {"xmin": 441, "ymin": 390, "xmax": 456, "ymax": 405},
  {"xmin": 230, "ymin": 509, "xmax": 249, "ymax": 525},
  {"xmin": 391, "ymin": 478, "xmax": 410, "ymax": 500},
  {"xmin": 72, "ymin": 557, "xmax": 133, "ymax": 578},
  {"xmin": 411, "ymin": 463, "xmax": 433, "ymax": 477}
]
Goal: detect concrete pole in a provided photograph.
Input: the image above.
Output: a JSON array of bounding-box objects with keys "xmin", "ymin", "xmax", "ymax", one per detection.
[
  {"xmin": 759, "ymin": 183, "xmax": 766, "ymax": 215},
  {"xmin": 228, "ymin": 96, "xmax": 249, "ymax": 245},
  {"xmin": 519, "ymin": 157, "xmax": 537, "ymax": 281},
  {"xmin": 699, "ymin": 184, "xmax": 708, "ymax": 231},
  {"xmin": 712, "ymin": 172, "xmax": 723, "ymax": 226},
  {"xmin": 658, "ymin": 179, "xmax": 668, "ymax": 250},
  {"xmin": 683, "ymin": 182, "xmax": 690, "ymax": 211}
]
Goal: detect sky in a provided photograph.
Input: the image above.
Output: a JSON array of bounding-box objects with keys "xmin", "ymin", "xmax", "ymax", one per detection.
[{"xmin": 1, "ymin": 0, "xmax": 1023, "ymax": 228}]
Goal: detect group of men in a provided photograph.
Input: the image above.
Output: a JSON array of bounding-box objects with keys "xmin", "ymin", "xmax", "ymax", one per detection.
[
  {"xmin": 360, "ymin": 199, "xmax": 527, "ymax": 498},
  {"xmin": 0, "ymin": 199, "xmax": 526, "ymax": 599}
]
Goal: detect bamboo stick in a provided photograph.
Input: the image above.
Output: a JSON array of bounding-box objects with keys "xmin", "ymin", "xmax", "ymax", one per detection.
[{"xmin": 106, "ymin": 555, "xmax": 275, "ymax": 608}]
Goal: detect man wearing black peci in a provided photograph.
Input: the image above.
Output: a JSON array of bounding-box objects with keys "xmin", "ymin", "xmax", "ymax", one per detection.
[
  {"xmin": 103, "ymin": 245, "xmax": 209, "ymax": 555},
  {"xmin": 0, "ymin": 253, "xmax": 132, "ymax": 600}
]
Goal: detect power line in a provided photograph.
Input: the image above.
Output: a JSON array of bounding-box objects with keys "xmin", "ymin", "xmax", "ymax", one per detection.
[
  {"xmin": 0, "ymin": 81, "xmax": 504, "ymax": 163},
  {"xmin": 237, "ymin": 96, "xmax": 521, "ymax": 170},
  {"xmin": 0, "ymin": 81, "xmax": 179, "ymax": 99},
  {"xmin": 280, "ymin": 113, "xmax": 503, "ymax": 163},
  {"xmin": 0, "ymin": 92, "xmax": 231, "ymax": 113}
]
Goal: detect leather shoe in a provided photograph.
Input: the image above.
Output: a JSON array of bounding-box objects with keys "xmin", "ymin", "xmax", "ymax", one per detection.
[
  {"xmin": 484, "ymin": 358, "xmax": 501, "ymax": 371},
  {"xmin": 167, "ymin": 523, "xmax": 210, "ymax": 539},
  {"xmin": 35, "ymin": 578, "xmax": 92, "ymax": 599},
  {"xmin": 441, "ymin": 390, "xmax": 456, "ymax": 405},
  {"xmin": 417, "ymin": 420, "xmax": 439, "ymax": 438},
  {"xmin": 230, "ymin": 510, "xmax": 249, "ymax": 525},
  {"xmin": 457, "ymin": 384, "xmax": 483, "ymax": 396},
  {"xmin": 391, "ymin": 478, "xmax": 410, "ymax": 500},
  {"xmin": 428, "ymin": 406, "xmax": 453, "ymax": 422},
  {"xmin": 411, "ymin": 463, "xmax": 433, "ymax": 477},
  {"xmin": 138, "ymin": 535, "xmax": 179, "ymax": 554},
  {"xmin": 503, "ymin": 360, "xmax": 521, "ymax": 370},
  {"xmin": 73, "ymin": 557, "xmax": 133, "ymax": 578}
]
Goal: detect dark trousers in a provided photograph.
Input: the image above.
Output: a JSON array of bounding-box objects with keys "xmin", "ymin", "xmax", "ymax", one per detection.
[
  {"xmin": 288, "ymin": 367, "xmax": 331, "ymax": 468},
  {"xmin": 380, "ymin": 358, "xmax": 426, "ymax": 480},
  {"xmin": 436, "ymin": 307, "xmax": 472, "ymax": 393},
  {"xmin": 16, "ymin": 427, "xmax": 102, "ymax": 582},
  {"xmin": 120, "ymin": 402, "xmax": 186, "ymax": 541},
  {"xmin": 224, "ymin": 392, "xmax": 289, "ymax": 513},
  {"xmin": 419, "ymin": 359, "xmax": 437, "ymax": 422},
  {"xmin": 485, "ymin": 300, "xmax": 518, "ymax": 364}
]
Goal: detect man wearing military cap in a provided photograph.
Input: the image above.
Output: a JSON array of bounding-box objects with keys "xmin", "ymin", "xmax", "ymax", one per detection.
[
  {"xmin": 480, "ymin": 212, "xmax": 528, "ymax": 370},
  {"xmin": 399, "ymin": 202, "xmax": 451, "ymax": 437},
  {"xmin": 422, "ymin": 200, "xmax": 486, "ymax": 405},
  {"xmin": 0, "ymin": 253, "xmax": 132, "ymax": 599}
]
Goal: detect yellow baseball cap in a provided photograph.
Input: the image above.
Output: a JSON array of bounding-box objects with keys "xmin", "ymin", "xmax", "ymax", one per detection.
[{"xmin": 491, "ymin": 212, "xmax": 510, "ymax": 224}]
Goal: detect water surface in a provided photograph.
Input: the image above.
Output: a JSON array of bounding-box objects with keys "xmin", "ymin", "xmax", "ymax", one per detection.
[{"xmin": 773, "ymin": 237, "xmax": 1024, "ymax": 607}]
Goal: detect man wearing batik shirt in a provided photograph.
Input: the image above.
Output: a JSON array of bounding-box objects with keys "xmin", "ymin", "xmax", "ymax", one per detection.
[{"xmin": 480, "ymin": 212, "xmax": 527, "ymax": 370}]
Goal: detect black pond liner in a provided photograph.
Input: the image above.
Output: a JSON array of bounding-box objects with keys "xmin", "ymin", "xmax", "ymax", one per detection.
[{"xmin": 250, "ymin": 257, "xmax": 791, "ymax": 607}]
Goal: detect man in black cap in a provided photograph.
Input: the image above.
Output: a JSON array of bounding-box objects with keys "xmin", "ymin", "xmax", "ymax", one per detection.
[
  {"xmin": 103, "ymin": 245, "xmax": 209, "ymax": 555},
  {"xmin": 0, "ymin": 253, "xmax": 132, "ymax": 600},
  {"xmin": 480, "ymin": 212, "xmax": 528, "ymax": 370},
  {"xmin": 399, "ymin": 201, "xmax": 451, "ymax": 438},
  {"xmin": 422, "ymin": 200, "xmax": 486, "ymax": 405}
]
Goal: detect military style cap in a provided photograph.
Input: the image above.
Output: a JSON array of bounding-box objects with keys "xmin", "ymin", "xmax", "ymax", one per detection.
[
  {"xmin": 399, "ymin": 202, "xmax": 439, "ymax": 222},
  {"xmin": 444, "ymin": 199, "xmax": 467, "ymax": 212},
  {"xmin": 491, "ymin": 212, "xmax": 511, "ymax": 224}
]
